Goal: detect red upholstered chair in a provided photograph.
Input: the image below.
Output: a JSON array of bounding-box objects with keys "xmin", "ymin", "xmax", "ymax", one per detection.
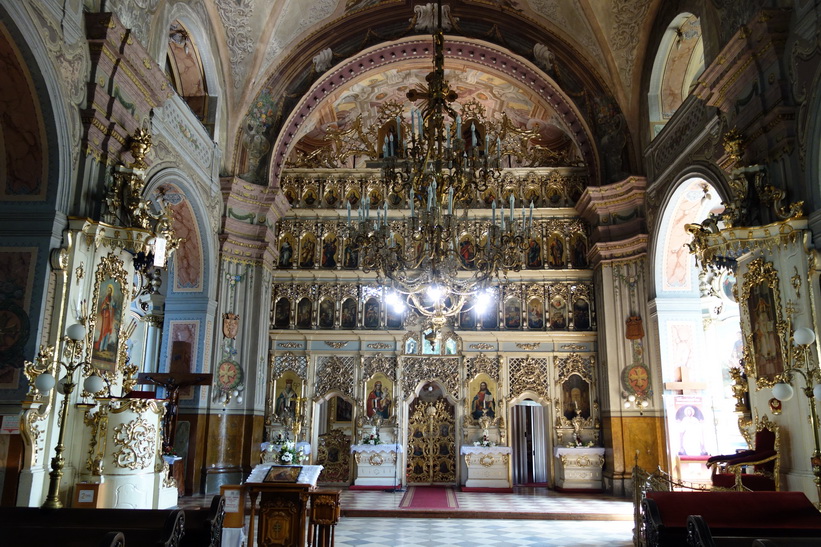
[{"xmin": 707, "ymin": 416, "xmax": 779, "ymax": 491}]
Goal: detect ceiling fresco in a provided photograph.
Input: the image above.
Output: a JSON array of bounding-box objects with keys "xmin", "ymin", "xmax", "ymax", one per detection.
[{"xmin": 291, "ymin": 65, "xmax": 571, "ymax": 151}]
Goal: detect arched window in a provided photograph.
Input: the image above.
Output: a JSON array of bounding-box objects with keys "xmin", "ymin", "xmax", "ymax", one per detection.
[
  {"xmin": 652, "ymin": 176, "xmax": 746, "ymax": 482},
  {"xmin": 648, "ymin": 14, "xmax": 704, "ymax": 139}
]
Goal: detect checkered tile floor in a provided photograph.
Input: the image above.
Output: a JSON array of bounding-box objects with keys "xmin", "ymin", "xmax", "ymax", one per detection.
[
  {"xmin": 183, "ymin": 486, "xmax": 635, "ymax": 546},
  {"xmin": 340, "ymin": 486, "xmax": 634, "ymax": 516},
  {"xmin": 334, "ymin": 517, "xmax": 634, "ymax": 546}
]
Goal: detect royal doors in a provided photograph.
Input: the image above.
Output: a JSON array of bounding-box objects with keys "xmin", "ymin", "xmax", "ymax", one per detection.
[{"xmin": 406, "ymin": 388, "xmax": 456, "ymax": 484}]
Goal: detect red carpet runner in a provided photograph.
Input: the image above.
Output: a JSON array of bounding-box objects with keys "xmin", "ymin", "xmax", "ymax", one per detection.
[{"xmin": 399, "ymin": 486, "xmax": 459, "ymax": 510}]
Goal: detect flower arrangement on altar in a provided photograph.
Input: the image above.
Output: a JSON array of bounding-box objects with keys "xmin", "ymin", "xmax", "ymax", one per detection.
[
  {"xmin": 566, "ymin": 440, "xmax": 597, "ymax": 448},
  {"xmin": 275, "ymin": 440, "xmax": 305, "ymax": 464},
  {"xmin": 473, "ymin": 434, "xmax": 496, "ymax": 447},
  {"xmin": 361, "ymin": 434, "xmax": 382, "ymax": 445}
]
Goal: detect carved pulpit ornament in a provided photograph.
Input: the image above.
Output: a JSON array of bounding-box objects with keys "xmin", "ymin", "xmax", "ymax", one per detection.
[
  {"xmin": 222, "ymin": 312, "xmax": 240, "ymax": 339},
  {"xmin": 626, "ymin": 315, "xmax": 644, "ymax": 340}
]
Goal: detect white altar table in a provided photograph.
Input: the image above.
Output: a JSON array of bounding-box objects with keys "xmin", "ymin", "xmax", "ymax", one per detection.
[
  {"xmin": 460, "ymin": 446, "xmax": 512, "ymax": 489},
  {"xmin": 553, "ymin": 447, "xmax": 605, "ymax": 491},
  {"xmin": 350, "ymin": 444, "xmax": 403, "ymax": 487}
]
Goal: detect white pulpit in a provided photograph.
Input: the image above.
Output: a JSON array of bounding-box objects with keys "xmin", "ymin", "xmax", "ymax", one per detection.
[
  {"xmin": 460, "ymin": 446, "xmax": 512, "ymax": 489},
  {"xmin": 85, "ymin": 398, "xmax": 178, "ymax": 509},
  {"xmin": 350, "ymin": 444, "xmax": 403, "ymax": 487},
  {"xmin": 554, "ymin": 447, "xmax": 605, "ymax": 491}
]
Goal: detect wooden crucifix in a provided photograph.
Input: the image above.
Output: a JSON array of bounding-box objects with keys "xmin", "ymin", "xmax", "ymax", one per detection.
[
  {"xmin": 137, "ymin": 372, "xmax": 212, "ymax": 454},
  {"xmin": 664, "ymin": 367, "xmax": 707, "ymax": 394}
]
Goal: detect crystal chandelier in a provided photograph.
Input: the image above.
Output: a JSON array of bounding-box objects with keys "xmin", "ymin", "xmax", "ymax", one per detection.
[{"xmin": 348, "ymin": 0, "xmax": 532, "ymax": 327}]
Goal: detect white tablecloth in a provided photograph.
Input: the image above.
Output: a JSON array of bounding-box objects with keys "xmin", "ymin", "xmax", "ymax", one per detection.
[
  {"xmin": 246, "ymin": 463, "xmax": 323, "ymax": 487},
  {"xmin": 460, "ymin": 445, "xmax": 512, "ymax": 455},
  {"xmin": 350, "ymin": 443, "xmax": 404, "ymax": 453}
]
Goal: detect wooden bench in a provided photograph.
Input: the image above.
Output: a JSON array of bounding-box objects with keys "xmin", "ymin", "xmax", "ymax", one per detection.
[
  {"xmin": 181, "ymin": 494, "xmax": 226, "ymax": 547},
  {"xmin": 0, "ymin": 507, "xmax": 185, "ymax": 547},
  {"xmin": 641, "ymin": 491, "xmax": 821, "ymax": 547},
  {"xmin": 687, "ymin": 515, "xmax": 821, "ymax": 546}
]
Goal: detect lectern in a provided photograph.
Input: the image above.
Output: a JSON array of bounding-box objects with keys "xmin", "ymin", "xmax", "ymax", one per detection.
[{"xmin": 246, "ymin": 464, "xmax": 323, "ymax": 547}]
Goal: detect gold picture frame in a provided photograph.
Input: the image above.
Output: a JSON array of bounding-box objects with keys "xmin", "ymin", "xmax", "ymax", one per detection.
[
  {"xmin": 364, "ymin": 373, "xmax": 393, "ymax": 419},
  {"xmin": 88, "ymin": 253, "xmax": 131, "ymax": 377},
  {"xmin": 740, "ymin": 258, "xmax": 786, "ymax": 388}
]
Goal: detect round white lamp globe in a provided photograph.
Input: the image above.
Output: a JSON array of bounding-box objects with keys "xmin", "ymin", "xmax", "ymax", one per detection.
[
  {"xmin": 772, "ymin": 382, "xmax": 794, "ymax": 401},
  {"xmin": 794, "ymin": 327, "xmax": 816, "ymax": 346},
  {"xmin": 83, "ymin": 374, "xmax": 105, "ymax": 394},
  {"xmin": 34, "ymin": 373, "xmax": 55, "ymax": 393},
  {"xmin": 66, "ymin": 323, "xmax": 87, "ymax": 342}
]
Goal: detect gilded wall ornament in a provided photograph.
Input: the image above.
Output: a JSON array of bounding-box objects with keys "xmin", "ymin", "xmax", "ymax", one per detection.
[
  {"xmin": 469, "ymin": 343, "xmax": 495, "ymax": 350},
  {"xmin": 112, "ymin": 417, "xmax": 157, "ymax": 470},
  {"xmin": 401, "ymin": 356, "xmax": 460, "ymax": 399},
  {"xmin": 516, "ymin": 342, "xmax": 540, "ymax": 350},
  {"xmin": 508, "ymin": 356, "xmax": 548, "ymax": 399},
  {"xmin": 315, "ymin": 355, "xmax": 355, "ymax": 399},
  {"xmin": 466, "ymin": 354, "xmax": 501, "ymax": 383}
]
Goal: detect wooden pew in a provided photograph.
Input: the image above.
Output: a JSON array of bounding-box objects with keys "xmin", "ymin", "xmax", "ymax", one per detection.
[
  {"xmin": 0, "ymin": 507, "xmax": 185, "ymax": 547},
  {"xmin": 687, "ymin": 515, "xmax": 821, "ymax": 547},
  {"xmin": 641, "ymin": 491, "xmax": 821, "ymax": 547},
  {"xmin": 181, "ymin": 494, "xmax": 226, "ymax": 547}
]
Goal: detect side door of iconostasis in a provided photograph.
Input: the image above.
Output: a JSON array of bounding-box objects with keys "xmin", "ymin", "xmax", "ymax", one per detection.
[{"xmin": 313, "ymin": 355, "xmax": 356, "ymax": 484}]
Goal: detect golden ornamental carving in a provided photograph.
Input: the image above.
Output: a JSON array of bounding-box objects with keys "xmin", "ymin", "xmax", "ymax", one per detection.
[
  {"xmin": 364, "ymin": 353, "xmax": 397, "ymax": 381},
  {"xmin": 469, "ymin": 343, "xmax": 495, "ymax": 350},
  {"xmin": 84, "ymin": 405, "xmax": 109, "ymax": 475},
  {"xmin": 560, "ymin": 344, "xmax": 587, "ymax": 351},
  {"xmin": 465, "ymin": 454, "xmax": 472, "ymax": 466},
  {"xmin": 555, "ymin": 353, "xmax": 595, "ymax": 384},
  {"xmin": 502, "ymin": 453, "xmax": 510, "ymax": 465},
  {"xmin": 128, "ymin": 126, "xmax": 152, "ymax": 170},
  {"xmin": 723, "ymin": 128, "xmax": 744, "ymax": 169},
  {"xmin": 278, "ymin": 342, "xmax": 304, "ymax": 349},
  {"xmin": 24, "ymin": 345, "xmax": 55, "ymax": 399},
  {"xmin": 479, "ymin": 454, "xmax": 495, "ymax": 467},
  {"xmin": 273, "ymin": 352, "xmax": 308, "ymax": 378},
  {"xmin": 687, "ymin": 218, "xmax": 806, "ymax": 270},
  {"xmin": 21, "ymin": 406, "xmax": 46, "ymax": 465},
  {"xmin": 109, "ymin": 398, "xmax": 165, "ymax": 415},
  {"xmin": 324, "ymin": 341, "xmax": 348, "ymax": 348},
  {"xmin": 509, "ymin": 356, "xmax": 548, "ymax": 399},
  {"xmin": 162, "ymin": 460, "xmax": 177, "ymax": 489},
  {"xmin": 121, "ymin": 362, "xmax": 139, "ymax": 394},
  {"xmin": 368, "ymin": 453, "xmax": 384, "ymax": 466},
  {"xmin": 401, "ymin": 356, "xmax": 459, "ymax": 399},
  {"xmin": 466, "ymin": 354, "xmax": 501, "ymax": 382},
  {"xmin": 315, "ymin": 355, "xmax": 355, "ymax": 398},
  {"xmin": 516, "ymin": 342, "xmax": 540, "ymax": 350},
  {"xmin": 112, "ymin": 417, "xmax": 157, "ymax": 470},
  {"xmin": 367, "ymin": 343, "xmax": 393, "ymax": 349}
]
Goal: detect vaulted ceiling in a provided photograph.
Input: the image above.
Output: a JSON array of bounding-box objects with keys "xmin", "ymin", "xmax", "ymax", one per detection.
[{"xmin": 129, "ymin": 0, "xmax": 724, "ymax": 185}]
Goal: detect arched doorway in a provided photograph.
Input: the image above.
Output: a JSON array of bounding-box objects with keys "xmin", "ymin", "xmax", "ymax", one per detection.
[{"xmin": 406, "ymin": 382, "xmax": 457, "ymax": 485}]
